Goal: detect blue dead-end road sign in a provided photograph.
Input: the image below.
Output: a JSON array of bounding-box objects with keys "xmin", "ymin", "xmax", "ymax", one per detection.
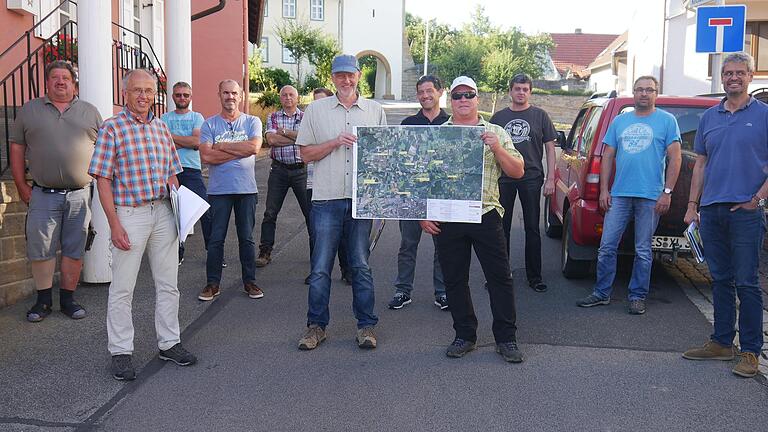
[{"xmin": 696, "ymin": 5, "xmax": 747, "ymax": 53}]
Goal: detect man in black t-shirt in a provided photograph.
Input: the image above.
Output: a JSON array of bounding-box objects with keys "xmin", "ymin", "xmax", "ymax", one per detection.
[
  {"xmin": 490, "ymin": 73, "xmax": 557, "ymax": 293},
  {"xmin": 387, "ymin": 75, "xmax": 450, "ymax": 311}
]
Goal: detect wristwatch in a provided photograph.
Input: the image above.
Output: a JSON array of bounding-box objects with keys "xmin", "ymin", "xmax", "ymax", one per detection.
[
  {"xmin": 758, "ymin": 196, "xmax": 767, "ymax": 208},
  {"xmin": 663, "ymin": 187, "xmax": 673, "ymax": 194}
]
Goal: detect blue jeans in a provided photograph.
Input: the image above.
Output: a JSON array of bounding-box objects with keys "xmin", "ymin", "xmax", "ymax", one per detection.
[
  {"xmin": 206, "ymin": 194, "xmax": 258, "ymax": 285},
  {"xmin": 259, "ymin": 162, "xmax": 310, "ymax": 251},
  {"xmin": 306, "ymin": 199, "xmax": 377, "ymax": 329},
  {"xmin": 700, "ymin": 204, "xmax": 765, "ymax": 354},
  {"xmin": 177, "ymin": 168, "xmax": 211, "ymax": 259},
  {"xmin": 593, "ymin": 197, "xmax": 659, "ymax": 301},
  {"xmin": 394, "ymin": 220, "xmax": 445, "ymax": 297}
]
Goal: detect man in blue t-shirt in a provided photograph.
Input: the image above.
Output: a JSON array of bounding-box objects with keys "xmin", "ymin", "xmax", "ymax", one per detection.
[
  {"xmin": 577, "ymin": 76, "xmax": 681, "ymax": 315},
  {"xmin": 682, "ymin": 53, "xmax": 768, "ymax": 378},
  {"xmin": 198, "ymin": 80, "xmax": 263, "ymax": 302},
  {"xmin": 161, "ymin": 82, "xmax": 207, "ymax": 264}
]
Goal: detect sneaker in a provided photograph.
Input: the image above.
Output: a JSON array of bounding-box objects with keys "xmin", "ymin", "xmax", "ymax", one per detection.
[
  {"xmin": 255, "ymin": 249, "xmax": 272, "ymax": 267},
  {"xmin": 628, "ymin": 299, "xmax": 646, "ymax": 315},
  {"xmin": 682, "ymin": 340, "xmax": 737, "ymax": 361},
  {"xmin": 576, "ymin": 294, "xmax": 610, "ymax": 308},
  {"xmin": 530, "ymin": 281, "xmax": 547, "ymax": 293},
  {"xmin": 198, "ymin": 283, "xmax": 220, "ymax": 301},
  {"xmin": 111, "ymin": 354, "xmax": 136, "ymax": 381},
  {"xmin": 733, "ymin": 352, "xmax": 760, "ymax": 378},
  {"xmin": 496, "ymin": 341, "xmax": 524, "ymax": 363},
  {"xmin": 26, "ymin": 303, "xmax": 52, "ymax": 323},
  {"xmin": 61, "ymin": 301, "xmax": 86, "ymax": 319},
  {"xmin": 356, "ymin": 326, "xmax": 377, "ymax": 349},
  {"xmin": 446, "ymin": 338, "xmax": 476, "ymax": 358},
  {"xmin": 434, "ymin": 295, "xmax": 449, "ymax": 310},
  {"xmin": 244, "ymin": 282, "xmax": 264, "ymax": 299},
  {"xmin": 159, "ymin": 343, "xmax": 197, "ymax": 366},
  {"xmin": 298, "ymin": 324, "xmax": 326, "ymax": 350},
  {"xmin": 388, "ymin": 292, "xmax": 412, "ymax": 310},
  {"xmin": 178, "ymin": 257, "xmax": 184, "ymax": 266}
]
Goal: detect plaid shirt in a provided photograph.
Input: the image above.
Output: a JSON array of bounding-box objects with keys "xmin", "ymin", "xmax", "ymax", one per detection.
[
  {"xmin": 266, "ymin": 108, "xmax": 303, "ymax": 164},
  {"xmin": 89, "ymin": 108, "xmax": 183, "ymax": 206},
  {"xmin": 446, "ymin": 115, "xmax": 523, "ymax": 217}
]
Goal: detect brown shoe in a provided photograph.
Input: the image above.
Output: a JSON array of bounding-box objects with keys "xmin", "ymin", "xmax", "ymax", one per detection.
[
  {"xmin": 682, "ymin": 340, "xmax": 737, "ymax": 361},
  {"xmin": 244, "ymin": 282, "xmax": 264, "ymax": 299},
  {"xmin": 255, "ymin": 249, "xmax": 271, "ymax": 267},
  {"xmin": 733, "ymin": 352, "xmax": 760, "ymax": 378},
  {"xmin": 298, "ymin": 324, "xmax": 326, "ymax": 350},
  {"xmin": 356, "ymin": 326, "xmax": 377, "ymax": 349},
  {"xmin": 198, "ymin": 283, "xmax": 220, "ymax": 301}
]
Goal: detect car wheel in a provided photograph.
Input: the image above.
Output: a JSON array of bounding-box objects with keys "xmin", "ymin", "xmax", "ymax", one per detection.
[
  {"xmin": 544, "ymin": 196, "xmax": 562, "ymax": 238},
  {"xmin": 561, "ymin": 210, "xmax": 591, "ymax": 279}
]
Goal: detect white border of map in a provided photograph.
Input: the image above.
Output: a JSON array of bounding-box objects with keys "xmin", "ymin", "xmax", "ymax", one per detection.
[{"xmin": 352, "ymin": 125, "xmax": 485, "ymax": 222}]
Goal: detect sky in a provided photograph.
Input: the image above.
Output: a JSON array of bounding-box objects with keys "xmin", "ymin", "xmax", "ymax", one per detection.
[{"xmin": 405, "ymin": 0, "xmax": 634, "ymax": 35}]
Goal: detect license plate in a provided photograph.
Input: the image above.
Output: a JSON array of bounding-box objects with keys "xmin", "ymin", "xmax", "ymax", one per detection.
[{"xmin": 652, "ymin": 236, "xmax": 691, "ymax": 252}]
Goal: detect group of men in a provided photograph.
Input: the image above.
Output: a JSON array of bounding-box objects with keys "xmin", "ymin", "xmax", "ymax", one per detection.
[{"xmin": 9, "ymin": 51, "xmax": 766, "ymax": 380}]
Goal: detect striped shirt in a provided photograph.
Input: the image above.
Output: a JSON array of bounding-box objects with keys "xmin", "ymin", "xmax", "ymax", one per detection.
[
  {"xmin": 445, "ymin": 116, "xmax": 523, "ymax": 217},
  {"xmin": 266, "ymin": 108, "xmax": 303, "ymax": 164},
  {"xmin": 89, "ymin": 108, "xmax": 183, "ymax": 206}
]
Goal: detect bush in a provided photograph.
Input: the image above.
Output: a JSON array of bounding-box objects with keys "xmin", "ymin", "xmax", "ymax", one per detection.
[
  {"xmin": 358, "ymin": 64, "xmax": 376, "ymax": 98},
  {"xmin": 256, "ymin": 90, "xmax": 281, "ymax": 108},
  {"xmin": 250, "ymin": 66, "xmax": 293, "ymax": 92},
  {"xmin": 301, "ymin": 74, "xmax": 325, "ymax": 95}
]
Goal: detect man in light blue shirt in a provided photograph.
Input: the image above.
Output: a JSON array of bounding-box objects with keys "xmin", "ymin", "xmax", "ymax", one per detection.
[
  {"xmin": 577, "ymin": 75, "xmax": 681, "ymax": 315},
  {"xmin": 161, "ymin": 82, "xmax": 207, "ymax": 264},
  {"xmin": 198, "ymin": 79, "xmax": 263, "ymax": 302}
]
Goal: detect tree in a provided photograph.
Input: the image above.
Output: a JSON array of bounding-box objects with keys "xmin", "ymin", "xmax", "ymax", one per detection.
[
  {"xmin": 276, "ymin": 20, "xmax": 323, "ymax": 86},
  {"xmin": 433, "ymin": 34, "xmax": 486, "ymax": 86},
  {"xmin": 307, "ymin": 34, "xmax": 340, "ymax": 87},
  {"xmin": 482, "ymin": 49, "xmax": 521, "ymax": 113},
  {"xmin": 404, "ymin": 12, "xmax": 454, "ymax": 70}
]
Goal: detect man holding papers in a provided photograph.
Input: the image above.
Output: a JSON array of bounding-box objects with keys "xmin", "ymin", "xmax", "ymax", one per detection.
[
  {"xmin": 90, "ymin": 69, "xmax": 196, "ymax": 381},
  {"xmin": 683, "ymin": 53, "xmax": 767, "ymax": 378}
]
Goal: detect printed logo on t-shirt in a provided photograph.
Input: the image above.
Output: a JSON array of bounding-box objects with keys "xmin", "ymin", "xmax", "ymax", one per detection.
[
  {"xmin": 619, "ymin": 123, "xmax": 653, "ymax": 154},
  {"xmin": 504, "ymin": 119, "xmax": 531, "ymax": 144},
  {"xmin": 215, "ymin": 130, "xmax": 249, "ymax": 143}
]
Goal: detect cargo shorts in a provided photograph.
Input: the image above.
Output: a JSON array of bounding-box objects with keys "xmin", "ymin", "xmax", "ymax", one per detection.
[{"xmin": 26, "ymin": 186, "xmax": 91, "ymax": 261}]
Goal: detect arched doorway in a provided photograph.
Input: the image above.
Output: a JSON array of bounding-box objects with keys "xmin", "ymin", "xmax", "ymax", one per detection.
[{"xmin": 356, "ymin": 50, "xmax": 394, "ymax": 100}]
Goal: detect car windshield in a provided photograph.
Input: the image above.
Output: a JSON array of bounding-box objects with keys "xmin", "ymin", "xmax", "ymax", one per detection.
[{"xmin": 618, "ymin": 106, "xmax": 709, "ymax": 151}]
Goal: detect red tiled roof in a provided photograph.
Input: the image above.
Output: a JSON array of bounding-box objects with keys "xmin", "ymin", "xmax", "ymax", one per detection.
[{"xmin": 549, "ymin": 33, "xmax": 619, "ymax": 77}]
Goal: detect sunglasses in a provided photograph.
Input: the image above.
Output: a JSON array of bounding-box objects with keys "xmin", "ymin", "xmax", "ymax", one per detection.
[
  {"xmin": 173, "ymin": 93, "xmax": 191, "ymax": 98},
  {"xmin": 451, "ymin": 92, "xmax": 477, "ymax": 100}
]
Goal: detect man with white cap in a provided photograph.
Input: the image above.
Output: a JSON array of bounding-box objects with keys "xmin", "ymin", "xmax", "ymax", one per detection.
[
  {"xmin": 294, "ymin": 54, "xmax": 387, "ymax": 351},
  {"xmin": 420, "ymin": 76, "xmax": 526, "ymax": 363}
]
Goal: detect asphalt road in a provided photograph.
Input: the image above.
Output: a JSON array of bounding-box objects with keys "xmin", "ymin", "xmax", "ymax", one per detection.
[{"xmin": 1, "ymin": 103, "xmax": 766, "ymax": 431}]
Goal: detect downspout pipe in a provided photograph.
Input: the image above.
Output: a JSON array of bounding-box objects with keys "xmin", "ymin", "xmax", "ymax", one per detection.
[{"xmin": 192, "ymin": 0, "xmax": 226, "ymax": 21}]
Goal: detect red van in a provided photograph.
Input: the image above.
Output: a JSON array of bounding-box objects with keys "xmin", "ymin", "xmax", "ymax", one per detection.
[{"xmin": 546, "ymin": 94, "xmax": 719, "ymax": 278}]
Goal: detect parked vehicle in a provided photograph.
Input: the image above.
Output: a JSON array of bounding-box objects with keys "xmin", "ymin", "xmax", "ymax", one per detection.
[{"xmin": 547, "ymin": 93, "xmax": 719, "ymax": 278}]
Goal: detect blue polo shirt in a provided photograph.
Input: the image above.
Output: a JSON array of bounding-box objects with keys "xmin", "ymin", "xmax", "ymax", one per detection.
[{"xmin": 694, "ymin": 97, "xmax": 768, "ymax": 206}]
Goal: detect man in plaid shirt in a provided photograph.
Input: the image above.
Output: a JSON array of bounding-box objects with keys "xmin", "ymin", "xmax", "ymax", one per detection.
[
  {"xmin": 89, "ymin": 69, "xmax": 197, "ymax": 381},
  {"xmin": 255, "ymin": 85, "xmax": 310, "ymax": 267},
  {"xmin": 419, "ymin": 76, "xmax": 526, "ymax": 364}
]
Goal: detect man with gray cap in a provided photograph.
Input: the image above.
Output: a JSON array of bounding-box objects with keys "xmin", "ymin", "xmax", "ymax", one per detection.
[
  {"xmin": 420, "ymin": 76, "xmax": 526, "ymax": 363},
  {"xmin": 295, "ymin": 54, "xmax": 387, "ymax": 351}
]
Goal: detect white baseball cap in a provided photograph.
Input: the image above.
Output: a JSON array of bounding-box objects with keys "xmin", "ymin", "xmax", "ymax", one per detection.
[{"xmin": 449, "ymin": 76, "xmax": 478, "ymax": 92}]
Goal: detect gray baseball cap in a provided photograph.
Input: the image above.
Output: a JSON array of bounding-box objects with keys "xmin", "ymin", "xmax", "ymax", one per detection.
[{"xmin": 331, "ymin": 55, "xmax": 360, "ymax": 74}]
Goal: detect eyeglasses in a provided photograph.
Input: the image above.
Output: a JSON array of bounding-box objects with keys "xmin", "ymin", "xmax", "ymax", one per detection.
[
  {"xmin": 451, "ymin": 92, "xmax": 477, "ymax": 100},
  {"xmin": 129, "ymin": 88, "xmax": 157, "ymax": 96},
  {"xmin": 722, "ymin": 70, "xmax": 749, "ymax": 78},
  {"xmin": 173, "ymin": 93, "xmax": 191, "ymax": 98},
  {"xmin": 633, "ymin": 88, "xmax": 657, "ymax": 94}
]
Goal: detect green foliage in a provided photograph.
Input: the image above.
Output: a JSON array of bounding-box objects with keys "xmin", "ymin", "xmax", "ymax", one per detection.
[
  {"xmin": 301, "ymin": 74, "xmax": 325, "ymax": 94},
  {"xmin": 307, "ymin": 35, "xmax": 340, "ymax": 86},
  {"xmin": 256, "ymin": 89, "xmax": 281, "ymax": 108},
  {"xmin": 404, "ymin": 12, "xmax": 455, "ymax": 70},
  {"xmin": 359, "ymin": 63, "xmax": 376, "ymax": 98},
  {"xmin": 276, "ymin": 20, "xmax": 324, "ymax": 85},
  {"xmin": 433, "ymin": 35, "xmax": 485, "ymax": 86}
]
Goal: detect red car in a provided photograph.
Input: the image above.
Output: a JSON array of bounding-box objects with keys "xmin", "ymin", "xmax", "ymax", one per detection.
[{"xmin": 546, "ymin": 93, "xmax": 719, "ymax": 278}]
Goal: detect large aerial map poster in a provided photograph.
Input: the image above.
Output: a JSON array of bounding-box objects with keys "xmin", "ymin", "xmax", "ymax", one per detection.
[{"xmin": 352, "ymin": 125, "xmax": 485, "ymax": 222}]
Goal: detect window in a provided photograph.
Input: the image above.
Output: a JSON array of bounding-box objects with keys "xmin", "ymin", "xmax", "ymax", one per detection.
[
  {"xmin": 282, "ymin": 46, "xmax": 296, "ymax": 64},
  {"xmin": 260, "ymin": 37, "xmax": 269, "ymax": 62},
  {"xmin": 282, "ymin": 0, "xmax": 296, "ymax": 18},
  {"xmin": 311, "ymin": 0, "xmax": 324, "ymax": 21},
  {"xmin": 579, "ymin": 107, "xmax": 603, "ymax": 157},
  {"xmin": 709, "ymin": 21, "xmax": 768, "ymax": 75},
  {"xmin": 565, "ymin": 109, "xmax": 589, "ymax": 151}
]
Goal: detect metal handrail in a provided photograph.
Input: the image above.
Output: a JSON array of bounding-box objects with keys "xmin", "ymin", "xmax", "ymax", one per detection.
[
  {"xmin": 0, "ymin": 0, "xmax": 77, "ymax": 61},
  {"xmin": 112, "ymin": 22, "xmax": 167, "ymax": 79}
]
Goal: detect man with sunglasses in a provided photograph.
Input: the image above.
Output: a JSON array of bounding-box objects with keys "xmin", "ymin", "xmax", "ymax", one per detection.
[
  {"xmin": 490, "ymin": 73, "xmax": 557, "ymax": 293},
  {"xmin": 420, "ymin": 76, "xmax": 526, "ymax": 363},
  {"xmin": 683, "ymin": 52, "xmax": 767, "ymax": 378},
  {"xmin": 576, "ymin": 75, "xmax": 681, "ymax": 315},
  {"xmin": 161, "ymin": 82, "xmax": 208, "ymax": 265}
]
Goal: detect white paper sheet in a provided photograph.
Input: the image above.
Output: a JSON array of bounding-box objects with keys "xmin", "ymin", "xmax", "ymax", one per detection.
[
  {"xmin": 426, "ymin": 199, "xmax": 483, "ymax": 223},
  {"xmin": 171, "ymin": 185, "xmax": 211, "ymax": 244}
]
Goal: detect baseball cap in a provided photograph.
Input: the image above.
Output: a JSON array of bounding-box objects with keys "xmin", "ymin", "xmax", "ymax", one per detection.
[
  {"xmin": 331, "ymin": 55, "xmax": 360, "ymax": 74},
  {"xmin": 449, "ymin": 76, "xmax": 478, "ymax": 92}
]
